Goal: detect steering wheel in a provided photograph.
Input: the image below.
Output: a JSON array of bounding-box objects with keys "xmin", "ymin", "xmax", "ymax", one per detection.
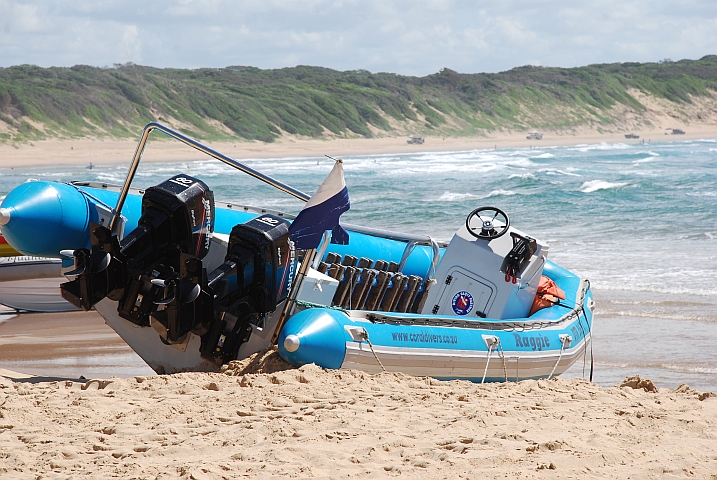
[{"xmin": 465, "ymin": 206, "xmax": 510, "ymax": 240}]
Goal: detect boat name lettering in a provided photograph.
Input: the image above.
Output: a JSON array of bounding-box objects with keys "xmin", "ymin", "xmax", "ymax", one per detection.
[
  {"xmin": 391, "ymin": 331, "xmax": 458, "ymax": 345},
  {"xmin": 513, "ymin": 334, "xmax": 550, "ymax": 351}
]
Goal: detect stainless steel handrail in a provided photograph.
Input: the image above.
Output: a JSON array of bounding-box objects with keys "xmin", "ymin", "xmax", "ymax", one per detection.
[
  {"xmin": 109, "ymin": 122, "xmax": 311, "ymax": 231},
  {"xmin": 343, "ymin": 223, "xmax": 443, "ymax": 281},
  {"xmin": 109, "ymin": 122, "xmax": 444, "ymax": 281}
]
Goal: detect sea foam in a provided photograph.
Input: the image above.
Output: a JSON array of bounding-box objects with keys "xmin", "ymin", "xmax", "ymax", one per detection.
[{"xmin": 579, "ymin": 180, "xmax": 628, "ymax": 193}]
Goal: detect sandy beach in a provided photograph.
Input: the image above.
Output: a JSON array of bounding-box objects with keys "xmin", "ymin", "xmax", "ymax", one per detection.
[
  {"xmin": 2, "ymin": 311, "xmax": 715, "ymax": 479},
  {"xmin": 1, "ymin": 123, "xmax": 716, "ymax": 169},
  {"xmin": 0, "ymin": 349, "xmax": 715, "ymax": 479}
]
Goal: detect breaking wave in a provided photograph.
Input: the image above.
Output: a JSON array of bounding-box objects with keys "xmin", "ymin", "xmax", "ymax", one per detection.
[
  {"xmin": 482, "ymin": 189, "xmax": 516, "ymax": 198},
  {"xmin": 579, "ymin": 180, "xmax": 628, "ymax": 193},
  {"xmin": 437, "ymin": 192, "xmax": 481, "ymax": 202}
]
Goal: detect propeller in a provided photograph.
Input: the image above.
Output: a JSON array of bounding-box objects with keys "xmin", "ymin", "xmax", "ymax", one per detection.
[
  {"xmin": 63, "ymin": 248, "xmax": 112, "ymax": 277},
  {"xmin": 180, "ymin": 281, "xmax": 201, "ymax": 303},
  {"xmin": 63, "ymin": 249, "xmax": 89, "ymax": 277},
  {"xmin": 152, "ymin": 277, "xmax": 200, "ymax": 305},
  {"xmin": 152, "ymin": 277, "xmax": 176, "ymax": 305},
  {"xmin": 92, "ymin": 251, "xmax": 111, "ymax": 272}
]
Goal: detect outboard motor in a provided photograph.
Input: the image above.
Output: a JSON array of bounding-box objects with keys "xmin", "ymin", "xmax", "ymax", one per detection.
[
  {"xmin": 61, "ymin": 174, "xmax": 215, "ymax": 342},
  {"xmin": 200, "ymin": 214, "xmax": 296, "ymax": 365}
]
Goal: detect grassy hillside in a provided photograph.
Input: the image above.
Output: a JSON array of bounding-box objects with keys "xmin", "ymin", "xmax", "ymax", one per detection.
[{"xmin": 1, "ymin": 56, "xmax": 717, "ymax": 143}]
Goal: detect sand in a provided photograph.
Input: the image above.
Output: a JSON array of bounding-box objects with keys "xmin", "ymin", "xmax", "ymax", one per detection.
[
  {"xmin": 2, "ymin": 309, "xmax": 716, "ymax": 478},
  {"xmin": 1, "ymin": 124, "xmax": 716, "ymax": 169},
  {"xmin": 1, "ymin": 312, "xmax": 716, "ymax": 478},
  {"xmin": 0, "ymin": 351, "xmax": 715, "ymax": 479}
]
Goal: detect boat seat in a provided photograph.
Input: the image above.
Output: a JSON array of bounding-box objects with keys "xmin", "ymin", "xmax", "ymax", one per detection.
[{"xmin": 320, "ymin": 250, "xmax": 432, "ymax": 313}]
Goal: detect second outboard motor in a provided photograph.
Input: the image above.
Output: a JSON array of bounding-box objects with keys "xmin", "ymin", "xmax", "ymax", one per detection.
[
  {"xmin": 61, "ymin": 175, "xmax": 215, "ymax": 342},
  {"xmin": 200, "ymin": 214, "xmax": 296, "ymax": 364}
]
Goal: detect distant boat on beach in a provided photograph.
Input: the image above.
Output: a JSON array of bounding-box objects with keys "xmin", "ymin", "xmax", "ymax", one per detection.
[
  {"xmin": 624, "ymin": 133, "xmax": 639, "ymax": 139},
  {"xmin": 526, "ymin": 131, "xmax": 542, "ymax": 140}
]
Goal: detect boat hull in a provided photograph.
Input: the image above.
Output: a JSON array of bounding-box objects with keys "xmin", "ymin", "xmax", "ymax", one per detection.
[
  {"xmin": 0, "ymin": 256, "xmax": 76, "ymax": 312},
  {"xmin": 0, "ymin": 256, "xmax": 63, "ymax": 282},
  {"xmin": 0, "ymin": 278, "xmax": 78, "ymax": 312},
  {"xmin": 278, "ymin": 261, "xmax": 593, "ymax": 382}
]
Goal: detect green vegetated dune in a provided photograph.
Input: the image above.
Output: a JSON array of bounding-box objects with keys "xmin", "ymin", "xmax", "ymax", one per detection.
[{"xmin": 1, "ymin": 56, "xmax": 717, "ymax": 143}]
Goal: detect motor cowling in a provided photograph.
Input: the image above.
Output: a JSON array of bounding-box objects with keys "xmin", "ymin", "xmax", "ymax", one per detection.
[
  {"xmin": 200, "ymin": 214, "xmax": 296, "ymax": 364},
  {"xmin": 61, "ymin": 174, "xmax": 215, "ymax": 341},
  {"xmin": 120, "ymin": 175, "xmax": 214, "ymax": 272}
]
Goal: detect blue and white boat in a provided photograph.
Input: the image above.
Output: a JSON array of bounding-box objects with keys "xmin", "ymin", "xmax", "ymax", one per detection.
[{"xmin": 0, "ymin": 123, "xmax": 594, "ymax": 381}]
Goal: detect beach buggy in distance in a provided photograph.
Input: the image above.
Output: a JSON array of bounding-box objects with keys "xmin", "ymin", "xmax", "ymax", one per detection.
[{"xmin": 0, "ymin": 122, "xmax": 594, "ymax": 382}]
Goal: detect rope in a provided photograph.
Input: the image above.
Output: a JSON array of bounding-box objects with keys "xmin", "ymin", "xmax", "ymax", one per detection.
[
  {"xmin": 547, "ymin": 342, "xmax": 566, "ymax": 380},
  {"xmin": 366, "ymin": 310, "xmax": 582, "ymax": 331},
  {"xmin": 584, "ymin": 305, "xmax": 595, "ymax": 382},
  {"xmin": 67, "ymin": 183, "xmax": 118, "ymax": 215},
  {"xmin": 583, "ymin": 280, "xmax": 595, "ymax": 382},
  {"xmin": 578, "ymin": 308, "xmax": 589, "ymax": 378},
  {"xmin": 481, "ymin": 345, "xmax": 494, "ymax": 384},
  {"xmin": 498, "ymin": 342, "xmax": 509, "ymax": 382},
  {"xmin": 582, "ymin": 331, "xmax": 588, "ymax": 378},
  {"xmin": 358, "ymin": 330, "xmax": 386, "ymax": 373},
  {"xmin": 293, "ymin": 299, "xmax": 348, "ymax": 313}
]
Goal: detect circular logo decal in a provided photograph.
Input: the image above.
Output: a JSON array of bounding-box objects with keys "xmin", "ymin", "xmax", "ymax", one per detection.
[{"xmin": 451, "ymin": 291, "xmax": 474, "ymax": 315}]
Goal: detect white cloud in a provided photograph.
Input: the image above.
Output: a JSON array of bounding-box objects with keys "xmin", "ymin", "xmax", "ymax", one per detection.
[
  {"xmin": 120, "ymin": 25, "xmax": 141, "ymax": 63},
  {"xmin": 0, "ymin": 0, "xmax": 715, "ymax": 75}
]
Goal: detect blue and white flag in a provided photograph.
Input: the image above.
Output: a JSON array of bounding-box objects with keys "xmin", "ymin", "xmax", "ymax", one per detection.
[{"xmin": 288, "ymin": 160, "xmax": 350, "ymax": 250}]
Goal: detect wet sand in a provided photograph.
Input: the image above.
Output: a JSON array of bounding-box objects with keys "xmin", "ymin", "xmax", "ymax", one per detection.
[{"xmin": 0, "ymin": 310, "xmax": 155, "ymax": 380}]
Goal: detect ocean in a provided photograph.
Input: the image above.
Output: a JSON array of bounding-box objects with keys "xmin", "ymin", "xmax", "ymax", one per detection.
[{"xmin": 1, "ymin": 138, "xmax": 716, "ymax": 390}]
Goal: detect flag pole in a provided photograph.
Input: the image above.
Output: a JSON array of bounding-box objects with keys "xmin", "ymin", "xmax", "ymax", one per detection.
[
  {"xmin": 272, "ymin": 158, "xmax": 349, "ymax": 344},
  {"xmin": 272, "ymin": 247, "xmax": 317, "ymax": 343}
]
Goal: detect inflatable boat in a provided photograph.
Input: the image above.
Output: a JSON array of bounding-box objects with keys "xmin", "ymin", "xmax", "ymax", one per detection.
[
  {"xmin": 0, "ymin": 255, "xmax": 77, "ymax": 312},
  {"xmin": 0, "ymin": 123, "xmax": 593, "ymax": 380}
]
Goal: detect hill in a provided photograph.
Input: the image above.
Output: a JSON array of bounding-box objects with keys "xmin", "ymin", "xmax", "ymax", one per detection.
[{"xmin": 2, "ymin": 56, "xmax": 717, "ymax": 144}]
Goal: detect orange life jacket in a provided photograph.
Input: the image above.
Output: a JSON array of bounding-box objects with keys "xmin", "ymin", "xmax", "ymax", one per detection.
[{"xmin": 529, "ymin": 275, "xmax": 566, "ymax": 316}]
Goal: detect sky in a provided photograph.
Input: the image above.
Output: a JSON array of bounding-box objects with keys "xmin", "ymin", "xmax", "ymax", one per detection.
[{"xmin": 1, "ymin": 0, "xmax": 716, "ymax": 76}]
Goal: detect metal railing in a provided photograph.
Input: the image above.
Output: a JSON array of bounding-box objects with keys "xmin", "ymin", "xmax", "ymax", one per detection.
[
  {"xmin": 110, "ymin": 122, "xmax": 443, "ymax": 280},
  {"xmin": 109, "ymin": 122, "xmax": 310, "ymax": 232}
]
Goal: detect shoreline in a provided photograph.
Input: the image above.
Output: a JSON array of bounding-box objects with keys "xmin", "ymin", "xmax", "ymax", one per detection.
[{"xmin": 1, "ymin": 126, "xmax": 716, "ymax": 168}]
